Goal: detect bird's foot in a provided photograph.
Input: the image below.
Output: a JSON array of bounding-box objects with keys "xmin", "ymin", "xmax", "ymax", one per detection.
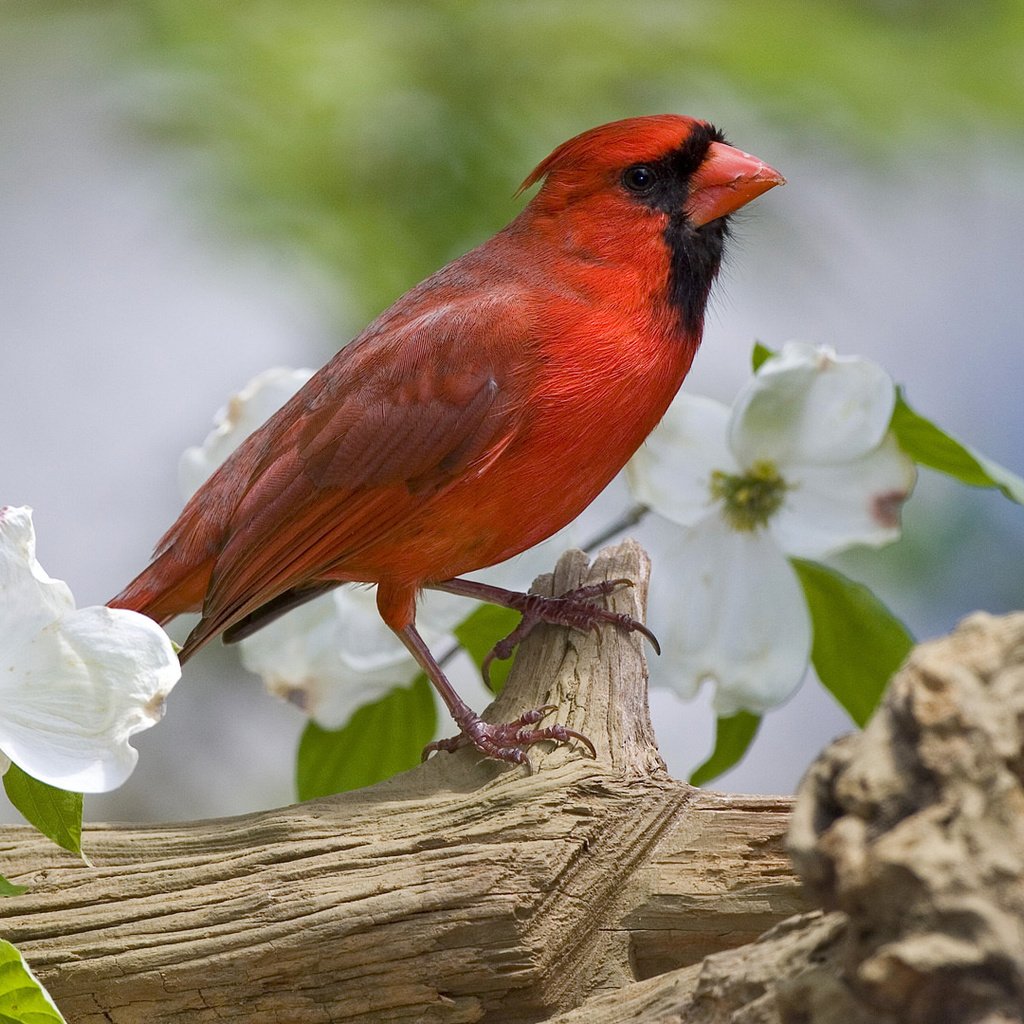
[
  {"xmin": 481, "ymin": 578, "xmax": 660, "ymax": 688},
  {"xmin": 422, "ymin": 705, "xmax": 596, "ymax": 767}
]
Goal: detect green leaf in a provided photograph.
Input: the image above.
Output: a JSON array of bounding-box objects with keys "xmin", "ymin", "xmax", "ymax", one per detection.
[
  {"xmin": 0, "ymin": 940, "xmax": 67, "ymax": 1023},
  {"xmin": 453, "ymin": 603, "xmax": 522, "ymax": 693},
  {"xmin": 793, "ymin": 559, "xmax": 914, "ymax": 727},
  {"xmin": 296, "ymin": 675, "xmax": 437, "ymax": 800},
  {"xmin": 690, "ymin": 712, "xmax": 761, "ymax": 786},
  {"xmin": 2, "ymin": 766, "xmax": 82, "ymax": 858},
  {"xmin": 751, "ymin": 341, "xmax": 775, "ymax": 371},
  {"xmin": 0, "ymin": 876, "xmax": 27, "ymax": 899},
  {"xmin": 891, "ymin": 391, "xmax": 1024, "ymax": 504}
]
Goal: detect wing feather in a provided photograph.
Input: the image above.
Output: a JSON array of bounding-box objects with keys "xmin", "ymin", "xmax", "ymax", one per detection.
[{"xmin": 179, "ymin": 296, "xmax": 532, "ymax": 655}]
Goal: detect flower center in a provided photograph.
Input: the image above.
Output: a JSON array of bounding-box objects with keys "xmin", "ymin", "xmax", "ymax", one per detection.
[{"xmin": 710, "ymin": 460, "xmax": 789, "ymax": 531}]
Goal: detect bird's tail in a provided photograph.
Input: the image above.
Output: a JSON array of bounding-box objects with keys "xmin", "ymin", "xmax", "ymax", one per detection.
[{"xmin": 108, "ymin": 548, "xmax": 215, "ymax": 634}]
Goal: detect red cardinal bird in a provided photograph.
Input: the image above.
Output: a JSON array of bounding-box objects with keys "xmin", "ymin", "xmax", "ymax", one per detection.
[{"xmin": 111, "ymin": 115, "xmax": 783, "ymax": 764}]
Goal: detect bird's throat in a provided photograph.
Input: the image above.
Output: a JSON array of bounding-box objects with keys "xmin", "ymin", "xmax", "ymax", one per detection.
[{"xmin": 663, "ymin": 214, "xmax": 727, "ymax": 338}]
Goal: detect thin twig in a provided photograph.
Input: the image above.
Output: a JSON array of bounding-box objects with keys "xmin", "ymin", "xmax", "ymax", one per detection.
[{"xmin": 581, "ymin": 503, "xmax": 649, "ymax": 554}]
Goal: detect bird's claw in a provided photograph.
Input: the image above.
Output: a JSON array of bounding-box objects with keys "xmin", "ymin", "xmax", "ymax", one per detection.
[
  {"xmin": 480, "ymin": 577, "xmax": 660, "ymax": 688},
  {"xmin": 422, "ymin": 704, "xmax": 597, "ymax": 766}
]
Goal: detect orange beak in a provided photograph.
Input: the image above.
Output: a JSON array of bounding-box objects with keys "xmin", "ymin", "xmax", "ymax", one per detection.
[{"xmin": 684, "ymin": 142, "xmax": 785, "ymax": 227}]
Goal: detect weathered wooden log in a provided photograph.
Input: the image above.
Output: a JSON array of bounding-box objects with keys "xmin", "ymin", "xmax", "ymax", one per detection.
[
  {"xmin": 0, "ymin": 543, "xmax": 803, "ymax": 1023},
  {"xmin": 5, "ymin": 546, "xmax": 1023, "ymax": 1023}
]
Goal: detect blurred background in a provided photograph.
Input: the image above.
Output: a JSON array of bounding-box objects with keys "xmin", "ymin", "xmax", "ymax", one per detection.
[{"xmin": 2, "ymin": 0, "xmax": 1022, "ymax": 823}]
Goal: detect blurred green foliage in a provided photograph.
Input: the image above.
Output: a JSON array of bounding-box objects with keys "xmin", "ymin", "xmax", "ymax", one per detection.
[{"xmin": 16, "ymin": 0, "xmax": 1022, "ymax": 327}]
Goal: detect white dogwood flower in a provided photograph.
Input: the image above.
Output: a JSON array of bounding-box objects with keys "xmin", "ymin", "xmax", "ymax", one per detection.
[
  {"xmin": 179, "ymin": 366, "xmax": 316, "ymax": 498},
  {"xmin": 236, "ymin": 584, "xmax": 451, "ymax": 729},
  {"xmin": 0, "ymin": 506, "xmax": 180, "ymax": 792},
  {"xmin": 628, "ymin": 343, "xmax": 916, "ymax": 715}
]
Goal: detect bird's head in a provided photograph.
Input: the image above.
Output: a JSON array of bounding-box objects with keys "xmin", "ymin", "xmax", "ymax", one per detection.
[
  {"xmin": 520, "ymin": 114, "xmax": 783, "ymax": 229},
  {"xmin": 519, "ymin": 115, "xmax": 784, "ymax": 334}
]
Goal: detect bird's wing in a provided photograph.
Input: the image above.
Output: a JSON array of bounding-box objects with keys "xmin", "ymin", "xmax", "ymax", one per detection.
[{"xmin": 181, "ymin": 295, "xmax": 534, "ymax": 650}]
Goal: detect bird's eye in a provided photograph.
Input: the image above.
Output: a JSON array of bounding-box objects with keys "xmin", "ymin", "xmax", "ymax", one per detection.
[{"xmin": 622, "ymin": 165, "xmax": 658, "ymax": 194}]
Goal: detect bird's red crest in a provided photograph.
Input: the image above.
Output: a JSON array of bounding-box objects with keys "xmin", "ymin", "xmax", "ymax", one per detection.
[{"xmin": 517, "ymin": 114, "xmax": 706, "ymax": 195}]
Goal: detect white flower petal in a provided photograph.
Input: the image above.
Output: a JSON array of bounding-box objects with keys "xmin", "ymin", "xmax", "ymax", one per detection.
[
  {"xmin": 416, "ymin": 589, "xmax": 476, "ymax": 636},
  {"xmin": 647, "ymin": 513, "xmax": 811, "ymax": 715},
  {"xmin": 0, "ymin": 506, "xmax": 74, "ymax": 638},
  {"xmin": 239, "ymin": 586, "xmax": 452, "ymax": 729},
  {"xmin": 0, "ymin": 606, "xmax": 180, "ymax": 793},
  {"xmin": 0, "ymin": 508, "xmax": 179, "ymax": 792},
  {"xmin": 179, "ymin": 367, "xmax": 315, "ymax": 498},
  {"xmin": 731, "ymin": 343, "xmax": 896, "ymax": 468},
  {"xmin": 771, "ymin": 432, "xmax": 917, "ymax": 558},
  {"xmin": 626, "ymin": 394, "xmax": 734, "ymax": 527}
]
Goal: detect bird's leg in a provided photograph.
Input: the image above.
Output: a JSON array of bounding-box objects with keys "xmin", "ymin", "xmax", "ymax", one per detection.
[
  {"xmin": 428, "ymin": 576, "xmax": 661, "ymax": 687},
  {"xmin": 395, "ymin": 624, "xmax": 596, "ymax": 766}
]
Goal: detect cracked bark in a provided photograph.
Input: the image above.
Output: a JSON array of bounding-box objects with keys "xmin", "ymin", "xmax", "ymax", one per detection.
[
  {"xmin": 549, "ymin": 612, "xmax": 1024, "ymax": 1024},
  {"xmin": 2, "ymin": 545, "xmax": 1020, "ymax": 1023}
]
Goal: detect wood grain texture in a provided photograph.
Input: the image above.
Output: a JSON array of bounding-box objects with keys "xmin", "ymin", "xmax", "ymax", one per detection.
[{"xmin": 0, "ymin": 543, "xmax": 802, "ymax": 1023}]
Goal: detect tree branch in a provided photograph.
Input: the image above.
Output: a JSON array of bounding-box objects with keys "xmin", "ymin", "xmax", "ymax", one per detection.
[
  {"xmin": 5, "ymin": 548, "xmax": 1022, "ymax": 1023},
  {"xmin": 0, "ymin": 543, "xmax": 803, "ymax": 1023}
]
